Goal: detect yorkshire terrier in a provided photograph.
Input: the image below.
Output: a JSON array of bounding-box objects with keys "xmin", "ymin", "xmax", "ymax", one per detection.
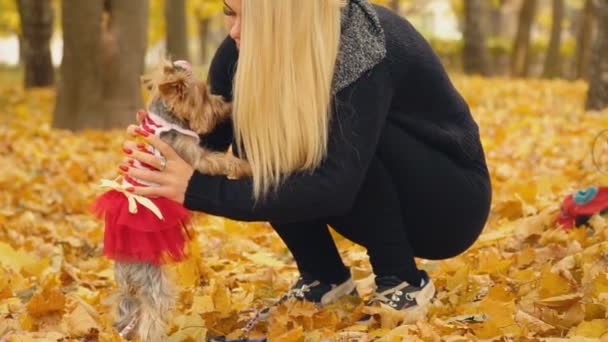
[{"xmin": 112, "ymin": 58, "xmax": 251, "ymax": 341}]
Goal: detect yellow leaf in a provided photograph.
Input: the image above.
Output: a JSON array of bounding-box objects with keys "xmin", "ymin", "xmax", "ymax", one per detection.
[
  {"xmin": 538, "ymin": 264, "xmax": 574, "ymax": 299},
  {"xmin": 169, "ymin": 314, "xmax": 207, "ymax": 342},
  {"xmin": 26, "ymin": 287, "xmax": 65, "ymax": 317},
  {"xmin": 211, "ymin": 278, "xmax": 231, "ymax": 315},
  {"xmin": 590, "ymin": 273, "xmax": 608, "ymax": 298},
  {"xmin": 63, "ymin": 304, "xmax": 100, "ymax": 337},
  {"xmin": 312, "ymin": 309, "xmax": 339, "ymax": 330},
  {"xmin": 515, "ymin": 310, "xmax": 556, "ymax": 334},
  {"xmin": 244, "ymin": 252, "xmax": 285, "ymax": 268},
  {"xmin": 569, "ymin": 320, "xmax": 608, "ymax": 338},
  {"xmin": 0, "ymin": 242, "xmax": 37, "ymax": 273},
  {"xmin": 191, "ymin": 295, "xmax": 214, "ymax": 314},
  {"xmin": 270, "ymin": 325, "xmax": 304, "ymax": 342},
  {"xmin": 537, "ymin": 293, "xmax": 584, "ymax": 308}
]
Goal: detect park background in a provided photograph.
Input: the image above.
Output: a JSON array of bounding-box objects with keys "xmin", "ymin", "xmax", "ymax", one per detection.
[{"xmin": 1, "ymin": 0, "xmax": 608, "ymax": 340}]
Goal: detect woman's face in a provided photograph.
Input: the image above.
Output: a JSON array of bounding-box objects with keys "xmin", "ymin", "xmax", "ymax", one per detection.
[{"xmin": 223, "ymin": 0, "xmax": 242, "ymax": 49}]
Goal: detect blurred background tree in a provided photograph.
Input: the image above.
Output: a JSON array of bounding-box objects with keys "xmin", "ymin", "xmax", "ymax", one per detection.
[
  {"xmin": 16, "ymin": 0, "xmax": 54, "ymax": 88},
  {"xmin": 586, "ymin": 0, "xmax": 607, "ymax": 110},
  {"xmin": 463, "ymin": 0, "xmax": 490, "ymax": 75},
  {"xmin": 0, "ymin": 0, "xmax": 606, "ymax": 130},
  {"xmin": 53, "ymin": 0, "xmax": 149, "ymax": 130},
  {"xmin": 165, "ymin": 0, "xmax": 189, "ymax": 61}
]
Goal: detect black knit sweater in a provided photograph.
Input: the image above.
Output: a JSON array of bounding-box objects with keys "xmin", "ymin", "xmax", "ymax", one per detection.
[{"xmin": 183, "ymin": 5, "xmax": 488, "ymax": 223}]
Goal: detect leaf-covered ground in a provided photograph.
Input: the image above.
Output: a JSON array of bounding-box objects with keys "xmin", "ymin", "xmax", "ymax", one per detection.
[{"xmin": 1, "ymin": 77, "xmax": 608, "ymax": 341}]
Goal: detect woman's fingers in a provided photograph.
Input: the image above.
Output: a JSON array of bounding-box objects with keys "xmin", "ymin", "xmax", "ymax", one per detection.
[
  {"xmin": 126, "ymin": 167, "xmax": 167, "ymax": 185},
  {"xmin": 136, "ymin": 110, "xmax": 147, "ymax": 123},
  {"xmin": 141, "ymin": 133, "xmax": 179, "ymax": 160},
  {"xmin": 128, "ymin": 185, "xmax": 169, "ymax": 199},
  {"xmin": 122, "ymin": 141, "xmax": 166, "ymax": 169},
  {"xmin": 127, "ymin": 124, "xmax": 140, "ymax": 137}
]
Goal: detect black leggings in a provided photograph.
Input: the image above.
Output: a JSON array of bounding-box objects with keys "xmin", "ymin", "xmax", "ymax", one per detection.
[{"xmin": 271, "ymin": 124, "xmax": 492, "ymax": 285}]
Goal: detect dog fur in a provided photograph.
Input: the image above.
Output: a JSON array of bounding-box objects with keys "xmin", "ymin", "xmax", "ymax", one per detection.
[{"xmin": 112, "ymin": 58, "xmax": 251, "ymax": 341}]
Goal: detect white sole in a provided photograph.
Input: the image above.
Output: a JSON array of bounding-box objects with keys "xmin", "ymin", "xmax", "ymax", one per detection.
[
  {"xmin": 257, "ymin": 277, "xmax": 357, "ymax": 321},
  {"xmin": 321, "ymin": 278, "xmax": 357, "ymax": 305},
  {"xmin": 357, "ymin": 279, "xmax": 436, "ymax": 325}
]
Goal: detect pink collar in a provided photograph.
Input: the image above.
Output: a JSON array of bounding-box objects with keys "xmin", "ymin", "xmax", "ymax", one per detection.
[{"xmin": 146, "ymin": 112, "xmax": 200, "ymax": 143}]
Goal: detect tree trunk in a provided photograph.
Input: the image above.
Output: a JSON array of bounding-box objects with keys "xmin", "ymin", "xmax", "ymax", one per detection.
[
  {"xmin": 511, "ymin": 0, "xmax": 537, "ymax": 77},
  {"xmin": 53, "ymin": 0, "xmax": 149, "ymax": 130},
  {"xmin": 463, "ymin": 0, "xmax": 490, "ymax": 75},
  {"xmin": 575, "ymin": 0, "xmax": 595, "ymax": 79},
  {"xmin": 390, "ymin": 0, "xmax": 400, "ymax": 12},
  {"xmin": 165, "ymin": 0, "xmax": 189, "ymax": 61},
  {"xmin": 586, "ymin": 0, "xmax": 608, "ymax": 111},
  {"xmin": 18, "ymin": 35, "xmax": 25, "ymax": 66},
  {"xmin": 543, "ymin": 0, "xmax": 564, "ymax": 78},
  {"xmin": 198, "ymin": 17, "xmax": 211, "ymax": 65},
  {"xmin": 16, "ymin": 0, "xmax": 54, "ymax": 88}
]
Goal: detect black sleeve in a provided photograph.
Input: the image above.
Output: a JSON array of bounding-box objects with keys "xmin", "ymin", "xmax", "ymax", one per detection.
[
  {"xmin": 200, "ymin": 36, "xmax": 238, "ymax": 152},
  {"xmin": 184, "ymin": 62, "xmax": 393, "ymax": 223}
]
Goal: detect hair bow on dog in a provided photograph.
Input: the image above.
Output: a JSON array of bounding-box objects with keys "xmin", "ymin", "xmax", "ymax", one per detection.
[{"xmin": 556, "ymin": 186, "xmax": 608, "ymax": 229}]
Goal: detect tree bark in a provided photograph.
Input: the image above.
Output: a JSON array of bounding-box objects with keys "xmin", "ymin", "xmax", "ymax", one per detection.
[
  {"xmin": 463, "ymin": 0, "xmax": 490, "ymax": 75},
  {"xmin": 165, "ymin": 0, "xmax": 189, "ymax": 61},
  {"xmin": 53, "ymin": 0, "xmax": 149, "ymax": 130},
  {"xmin": 586, "ymin": 0, "xmax": 608, "ymax": 110},
  {"xmin": 198, "ymin": 17, "xmax": 211, "ymax": 65},
  {"xmin": 390, "ymin": 0, "xmax": 400, "ymax": 12},
  {"xmin": 511, "ymin": 0, "xmax": 537, "ymax": 77},
  {"xmin": 543, "ymin": 0, "xmax": 564, "ymax": 78},
  {"xmin": 575, "ymin": 0, "xmax": 595, "ymax": 79},
  {"xmin": 16, "ymin": 0, "xmax": 54, "ymax": 88}
]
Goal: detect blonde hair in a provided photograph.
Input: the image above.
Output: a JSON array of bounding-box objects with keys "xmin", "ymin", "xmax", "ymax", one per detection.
[{"xmin": 233, "ymin": 0, "xmax": 344, "ymax": 201}]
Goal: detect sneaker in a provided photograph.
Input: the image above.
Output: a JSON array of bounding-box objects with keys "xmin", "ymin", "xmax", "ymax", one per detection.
[
  {"xmin": 258, "ymin": 274, "xmax": 358, "ymax": 319},
  {"xmin": 357, "ymin": 271, "xmax": 435, "ymax": 324}
]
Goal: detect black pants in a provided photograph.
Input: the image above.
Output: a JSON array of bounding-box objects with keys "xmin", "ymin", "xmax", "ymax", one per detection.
[{"xmin": 271, "ymin": 124, "xmax": 492, "ymax": 285}]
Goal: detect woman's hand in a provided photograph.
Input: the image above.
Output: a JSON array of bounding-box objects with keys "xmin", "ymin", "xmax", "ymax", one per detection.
[{"xmin": 120, "ymin": 121, "xmax": 194, "ymax": 204}]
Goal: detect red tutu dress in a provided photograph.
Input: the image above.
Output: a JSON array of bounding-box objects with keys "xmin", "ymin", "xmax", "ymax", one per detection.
[{"xmin": 91, "ymin": 112, "xmax": 198, "ymax": 264}]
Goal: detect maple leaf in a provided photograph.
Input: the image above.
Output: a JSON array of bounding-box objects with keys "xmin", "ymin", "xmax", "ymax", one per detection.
[{"xmin": 2, "ymin": 76, "xmax": 608, "ymax": 340}]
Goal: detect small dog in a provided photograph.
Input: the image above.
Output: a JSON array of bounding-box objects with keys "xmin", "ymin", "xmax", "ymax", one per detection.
[
  {"xmin": 110, "ymin": 58, "xmax": 251, "ymax": 341},
  {"xmin": 141, "ymin": 58, "xmax": 251, "ymax": 179}
]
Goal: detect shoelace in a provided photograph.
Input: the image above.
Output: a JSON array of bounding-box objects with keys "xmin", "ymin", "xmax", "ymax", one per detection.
[
  {"xmin": 369, "ymin": 281, "xmax": 414, "ymax": 309},
  {"xmin": 240, "ymin": 279, "xmax": 321, "ymax": 338},
  {"xmin": 289, "ymin": 280, "xmax": 320, "ymax": 300}
]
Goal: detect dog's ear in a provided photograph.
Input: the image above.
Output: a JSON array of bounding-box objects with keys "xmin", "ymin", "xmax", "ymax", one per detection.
[
  {"xmin": 209, "ymin": 94, "xmax": 231, "ymax": 119},
  {"xmin": 188, "ymin": 92, "xmax": 231, "ymax": 134},
  {"xmin": 158, "ymin": 77, "xmax": 188, "ymax": 99}
]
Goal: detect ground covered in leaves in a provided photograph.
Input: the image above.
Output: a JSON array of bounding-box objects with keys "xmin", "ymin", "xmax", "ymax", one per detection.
[{"xmin": 1, "ymin": 76, "xmax": 608, "ymax": 341}]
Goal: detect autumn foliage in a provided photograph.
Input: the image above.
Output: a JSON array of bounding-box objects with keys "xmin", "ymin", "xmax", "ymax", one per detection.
[{"xmin": 1, "ymin": 77, "xmax": 608, "ymax": 341}]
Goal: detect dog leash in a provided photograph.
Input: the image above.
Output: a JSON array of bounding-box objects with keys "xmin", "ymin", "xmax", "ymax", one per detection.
[
  {"xmin": 237, "ymin": 282, "xmax": 317, "ymax": 339},
  {"xmin": 118, "ymin": 316, "xmax": 138, "ymax": 339}
]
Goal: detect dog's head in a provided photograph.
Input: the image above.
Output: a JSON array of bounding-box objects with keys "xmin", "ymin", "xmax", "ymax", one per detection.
[{"xmin": 141, "ymin": 58, "xmax": 229, "ymax": 133}]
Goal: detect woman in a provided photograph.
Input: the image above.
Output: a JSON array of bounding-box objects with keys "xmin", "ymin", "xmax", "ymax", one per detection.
[{"xmin": 122, "ymin": 0, "xmax": 491, "ymax": 322}]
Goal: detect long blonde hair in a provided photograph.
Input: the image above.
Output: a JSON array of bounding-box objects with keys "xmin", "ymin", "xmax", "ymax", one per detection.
[{"xmin": 233, "ymin": 0, "xmax": 343, "ymax": 201}]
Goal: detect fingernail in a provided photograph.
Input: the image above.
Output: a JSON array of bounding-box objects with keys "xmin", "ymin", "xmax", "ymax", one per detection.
[
  {"xmin": 122, "ymin": 147, "xmax": 133, "ymax": 154},
  {"xmin": 137, "ymin": 143, "xmax": 147, "ymax": 150},
  {"xmin": 135, "ymin": 128, "xmax": 150, "ymax": 137},
  {"xmin": 126, "ymin": 187, "xmax": 135, "ymax": 192},
  {"xmin": 128, "ymin": 159, "xmax": 135, "ymax": 166},
  {"xmin": 119, "ymin": 165, "xmax": 129, "ymax": 172}
]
